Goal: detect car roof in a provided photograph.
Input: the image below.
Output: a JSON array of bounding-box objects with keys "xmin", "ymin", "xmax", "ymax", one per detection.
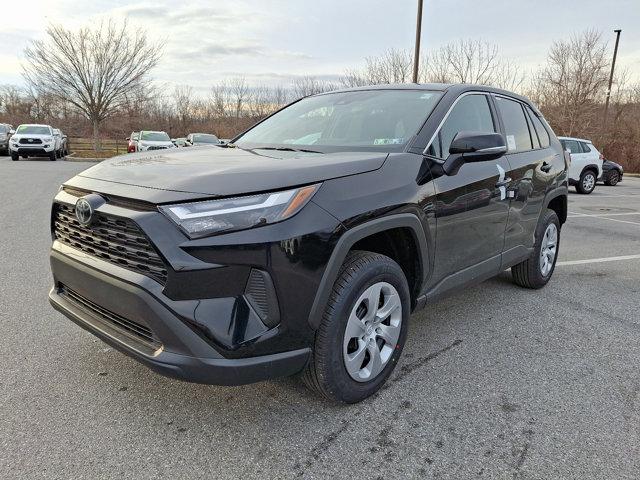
[
  {"xmin": 316, "ymin": 83, "xmax": 534, "ymax": 104},
  {"xmin": 17, "ymin": 123, "xmax": 51, "ymax": 128},
  {"xmin": 558, "ymin": 136, "xmax": 593, "ymax": 143}
]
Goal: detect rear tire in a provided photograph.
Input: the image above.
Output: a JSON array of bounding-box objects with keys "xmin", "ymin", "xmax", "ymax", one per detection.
[
  {"xmin": 576, "ymin": 170, "xmax": 596, "ymax": 194},
  {"xmin": 605, "ymin": 170, "xmax": 620, "ymax": 186},
  {"xmin": 302, "ymin": 251, "xmax": 410, "ymax": 403},
  {"xmin": 512, "ymin": 209, "xmax": 560, "ymax": 289}
]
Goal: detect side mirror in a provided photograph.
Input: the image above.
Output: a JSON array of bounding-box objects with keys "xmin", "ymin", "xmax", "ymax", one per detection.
[
  {"xmin": 9, "ymin": 129, "xmax": 15, "ymax": 135},
  {"xmin": 442, "ymin": 131, "xmax": 507, "ymax": 176},
  {"xmin": 126, "ymin": 137, "xmax": 130, "ymax": 141}
]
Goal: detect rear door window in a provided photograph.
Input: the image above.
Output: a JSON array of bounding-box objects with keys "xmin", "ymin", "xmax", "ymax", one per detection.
[
  {"xmin": 426, "ymin": 94, "xmax": 496, "ymax": 159},
  {"xmin": 563, "ymin": 140, "xmax": 581, "ymax": 154},
  {"xmin": 495, "ymin": 97, "xmax": 533, "ymax": 153},
  {"xmin": 580, "ymin": 142, "xmax": 591, "ymax": 153}
]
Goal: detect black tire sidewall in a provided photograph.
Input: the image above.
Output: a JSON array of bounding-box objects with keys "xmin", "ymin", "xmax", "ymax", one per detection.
[
  {"xmin": 607, "ymin": 171, "xmax": 619, "ymax": 186},
  {"xmin": 320, "ymin": 256, "xmax": 410, "ymax": 403},
  {"xmin": 531, "ymin": 211, "xmax": 561, "ymax": 285}
]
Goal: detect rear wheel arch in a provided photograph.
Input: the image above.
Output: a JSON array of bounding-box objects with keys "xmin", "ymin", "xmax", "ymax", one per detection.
[{"xmin": 307, "ymin": 213, "xmax": 429, "ymax": 330}]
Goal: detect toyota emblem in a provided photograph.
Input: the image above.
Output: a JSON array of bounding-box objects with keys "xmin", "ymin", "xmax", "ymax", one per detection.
[{"xmin": 75, "ymin": 198, "xmax": 93, "ymax": 226}]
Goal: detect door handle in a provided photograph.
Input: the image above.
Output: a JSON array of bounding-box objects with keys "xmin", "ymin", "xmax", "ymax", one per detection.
[
  {"xmin": 540, "ymin": 162, "xmax": 552, "ymax": 173},
  {"xmin": 495, "ymin": 177, "xmax": 512, "ymax": 188}
]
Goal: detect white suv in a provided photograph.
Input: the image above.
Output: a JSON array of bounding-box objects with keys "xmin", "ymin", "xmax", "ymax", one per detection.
[
  {"xmin": 9, "ymin": 124, "xmax": 57, "ymax": 161},
  {"xmin": 558, "ymin": 136, "xmax": 603, "ymax": 194}
]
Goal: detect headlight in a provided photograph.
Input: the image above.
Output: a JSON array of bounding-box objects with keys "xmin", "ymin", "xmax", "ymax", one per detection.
[
  {"xmin": 159, "ymin": 184, "xmax": 320, "ymax": 238},
  {"xmin": 43, "ymin": 136, "xmax": 53, "ymax": 142}
]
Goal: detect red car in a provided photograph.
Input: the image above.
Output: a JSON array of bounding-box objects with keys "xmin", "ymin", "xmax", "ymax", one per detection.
[{"xmin": 127, "ymin": 132, "xmax": 139, "ymax": 153}]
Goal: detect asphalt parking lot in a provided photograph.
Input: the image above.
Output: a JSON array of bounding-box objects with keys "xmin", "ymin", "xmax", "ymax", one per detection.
[{"xmin": 1, "ymin": 156, "xmax": 639, "ymax": 479}]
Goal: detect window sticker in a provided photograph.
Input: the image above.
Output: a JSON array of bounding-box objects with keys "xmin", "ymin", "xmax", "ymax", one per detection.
[
  {"xmin": 373, "ymin": 138, "xmax": 404, "ymax": 145},
  {"xmin": 506, "ymin": 135, "xmax": 517, "ymax": 152}
]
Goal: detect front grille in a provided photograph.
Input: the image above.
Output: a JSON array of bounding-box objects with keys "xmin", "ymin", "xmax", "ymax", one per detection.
[
  {"xmin": 60, "ymin": 284, "xmax": 161, "ymax": 351},
  {"xmin": 53, "ymin": 203, "xmax": 168, "ymax": 284},
  {"xmin": 19, "ymin": 137, "xmax": 42, "ymax": 144}
]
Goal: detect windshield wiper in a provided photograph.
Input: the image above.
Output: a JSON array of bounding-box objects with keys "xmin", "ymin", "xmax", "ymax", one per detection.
[{"xmin": 251, "ymin": 146, "xmax": 324, "ymax": 154}]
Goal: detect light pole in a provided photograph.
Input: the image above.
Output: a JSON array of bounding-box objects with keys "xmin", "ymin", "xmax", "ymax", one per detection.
[
  {"xmin": 412, "ymin": 0, "xmax": 424, "ymax": 83},
  {"xmin": 603, "ymin": 29, "xmax": 622, "ymax": 130}
]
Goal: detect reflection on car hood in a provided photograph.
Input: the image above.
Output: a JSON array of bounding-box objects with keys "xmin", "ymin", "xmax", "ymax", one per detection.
[{"xmin": 75, "ymin": 147, "xmax": 388, "ymax": 198}]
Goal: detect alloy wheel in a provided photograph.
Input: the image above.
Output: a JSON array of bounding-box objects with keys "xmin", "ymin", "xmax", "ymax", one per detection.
[
  {"xmin": 343, "ymin": 282, "xmax": 402, "ymax": 382},
  {"xmin": 582, "ymin": 173, "xmax": 595, "ymax": 192},
  {"xmin": 539, "ymin": 223, "xmax": 558, "ymax": 276}
]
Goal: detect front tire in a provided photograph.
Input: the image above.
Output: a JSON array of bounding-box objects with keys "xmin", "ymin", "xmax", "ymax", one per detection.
[
  {"xmin": 576, "ymin": 170, "xmax": 596, "ymax": 194},
  {"xmin": 302, "ymin": 251, "xmax": 410, "ymax": 403},
  {"xmin": 512, "ymin": 209, "xmax": 560, "ymax": 289},
  {"xmin": 49, "ymin": 151, "xmax": 56, "ymax": 161},
  {"xmin": 11, "ymin": 152, "xmax": 18, "ymax": 161}
]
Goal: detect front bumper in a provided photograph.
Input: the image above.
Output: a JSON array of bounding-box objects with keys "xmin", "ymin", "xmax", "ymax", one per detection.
[
  {"xmin": 49, "ymin": 246, "xmax": 310, "ymax": 384},
  {"xmin": 10, "ymin": 144, "xmax": 54, "ymax": 154},
  {"xmin": 49, "ymin": 185, "xmax": 343, "ymax": 384}
]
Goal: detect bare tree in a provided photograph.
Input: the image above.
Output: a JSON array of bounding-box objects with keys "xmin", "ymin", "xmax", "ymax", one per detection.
[
  {"xmin": 230, "ymin": 77, "xmax": 249, "ymax": 118},
  {"xmin": 291, "ymin": 76, "xmax": 336, "ymax": 99},
  {"xmin": 173, "ymin": 84, "xmax": 194, "ymax": 129},
  {"xmin": 530, "ymin": 29, "xmax": 609, "ymax": 136},
  {"xmin": 420, "ymin": 39, "xmax": 525, "ymax": 90},
  {"xmin": 22, "ymin": 20, "xmax": 162, "ymax": 150},
  {"xmin": 341, "ymin": 48, "xmax": 413, "ymax": 86}
]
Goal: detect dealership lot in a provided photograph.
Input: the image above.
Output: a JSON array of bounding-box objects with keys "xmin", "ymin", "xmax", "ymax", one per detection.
[{"xmin": 1, "ymin": 157, "xmax": 639, "ymax": 479}]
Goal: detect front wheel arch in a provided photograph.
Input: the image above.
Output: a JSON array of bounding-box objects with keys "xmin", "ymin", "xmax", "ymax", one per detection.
[{"xmin": 307, "ymin": 213, "xmax": 429, "ymax": 330}]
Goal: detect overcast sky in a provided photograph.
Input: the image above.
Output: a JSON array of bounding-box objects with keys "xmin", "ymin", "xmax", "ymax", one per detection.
[{"xmin": 0, "ymin": 0, "xmax": 638, "ymax": 92}]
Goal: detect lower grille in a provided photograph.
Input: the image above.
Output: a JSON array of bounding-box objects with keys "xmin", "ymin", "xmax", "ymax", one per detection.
[
  {"xmin": 60, "ymin": 284, "xmax": 161, "ymax": 351},
  {"xmin": 53, "ymin": 203, "xmax": 168, "ymax": 284},
  {"xmin": 147, "ymin": 146, "xmax": 168, "ymax": 150}
]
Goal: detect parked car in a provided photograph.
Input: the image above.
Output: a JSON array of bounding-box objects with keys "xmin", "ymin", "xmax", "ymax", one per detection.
[
  {"xmin": 172, "ymin": 137, "xmax": 187, "ymax": 147},
  {"xmin": 49, "ymin": 84, "xmax": 568, "ymax": 403},
  {"xmin": 600, "ymin": 158, "xmax": 624, "ymax": 186},
  {"xmin": 558, "ymin": 136, "xmax": 603, "ymax": 194},
  {"xmin": 0, "ymin": 123, "xmax": 14, "ymax": 155},
  {"xmin": 186, "ymin": 133, "xmax": 221, "ymax": 146},
  {"xmin": 137, "ymin": 130, "xmax": 175, "ymax": 151},
  {"xmin": 52, "ymin": 128, "xmax": 66, "ymax": 158},
  {"xmin": 127, "ymin": 132, "xmax": 139, "ymax": 153},
  {"xmin": 9, "ymin": 124, "xmax": 57, "ymax": 161}
]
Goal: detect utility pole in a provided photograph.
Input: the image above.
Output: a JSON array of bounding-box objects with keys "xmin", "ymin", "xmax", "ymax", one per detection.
[
  {"xmin": 603, "ymin": 29, "xmax": 622, "ymax": 130},
  {"xmin": 412, "ymin": 0, "xmax": 424, "ymax": 83}
]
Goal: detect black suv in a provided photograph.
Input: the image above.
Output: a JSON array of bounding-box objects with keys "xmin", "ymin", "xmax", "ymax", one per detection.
[{"xmin": 49, "ymin": 84, "xmax": 568, "ymax": 403}]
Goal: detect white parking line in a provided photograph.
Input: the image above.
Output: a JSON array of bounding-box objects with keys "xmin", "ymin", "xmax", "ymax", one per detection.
[
  {"xmin": 568, "ymin": 212, "xmax": 640, "ymax": 217},
  {"xmin": 578, "ymin": 194, "xmax": 640, "ymax": 198},
  {"xmin": 568, "ymin": 211, "xmax": 640, "ymax": 226},
  {"xmin": 557, "ymin": 254, "xmax": 640, "ymax": 266}
]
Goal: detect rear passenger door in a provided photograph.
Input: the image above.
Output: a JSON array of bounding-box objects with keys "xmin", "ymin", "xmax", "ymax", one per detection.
[
  {"xmin": 494, "ymin": 96, "xmax": 562, "ymax": 266},
  {"xmin": 562, "ymin": 139, "xmax": 583, "ymax": 180}
]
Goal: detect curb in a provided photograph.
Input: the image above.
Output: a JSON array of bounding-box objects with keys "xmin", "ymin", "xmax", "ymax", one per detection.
[{"xmin": 64, "ymin": 154, "xmax": 102, "ymax": 163}]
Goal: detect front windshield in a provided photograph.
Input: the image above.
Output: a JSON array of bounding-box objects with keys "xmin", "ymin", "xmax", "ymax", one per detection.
[
  {"xmin": 235, "ymin": 89, "xmax": 442, "ymax": 151},
  {"xmin": 17, "ymin": 125, "xmax": 50, "ymax": 135},
  {"xmin": 193, "ymin": 134, "xmax": 219, "ymax": 143},
  {"xmin": 141, "ymin": 131, "xmax": 170, "ymax": 141}
]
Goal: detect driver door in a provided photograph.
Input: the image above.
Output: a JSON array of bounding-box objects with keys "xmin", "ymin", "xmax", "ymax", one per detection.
[{"xmin": 425, "ymin": 93, "xmax": 511, "ymax": 291}]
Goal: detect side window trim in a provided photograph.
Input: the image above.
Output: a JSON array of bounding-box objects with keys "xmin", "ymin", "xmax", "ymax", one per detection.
[{"xmin": 422, "ymin": 91, "xmax": 496, "ymax": 158}]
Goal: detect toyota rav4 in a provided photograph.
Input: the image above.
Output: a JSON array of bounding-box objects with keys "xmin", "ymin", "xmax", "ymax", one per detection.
[{"xmin": 49, "ymin": 84, "xmax": 568, "ymax": 403}]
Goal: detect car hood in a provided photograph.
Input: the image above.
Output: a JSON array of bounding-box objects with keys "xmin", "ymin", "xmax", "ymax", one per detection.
[{"xmin": 73, "ymin": 147, "xmax": 388, "ymax": 200}]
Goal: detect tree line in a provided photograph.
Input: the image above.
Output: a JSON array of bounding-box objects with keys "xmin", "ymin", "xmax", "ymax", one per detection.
[{"xmin": 0, "ymin": 22, "xmax": 637, "ymax": 172}]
